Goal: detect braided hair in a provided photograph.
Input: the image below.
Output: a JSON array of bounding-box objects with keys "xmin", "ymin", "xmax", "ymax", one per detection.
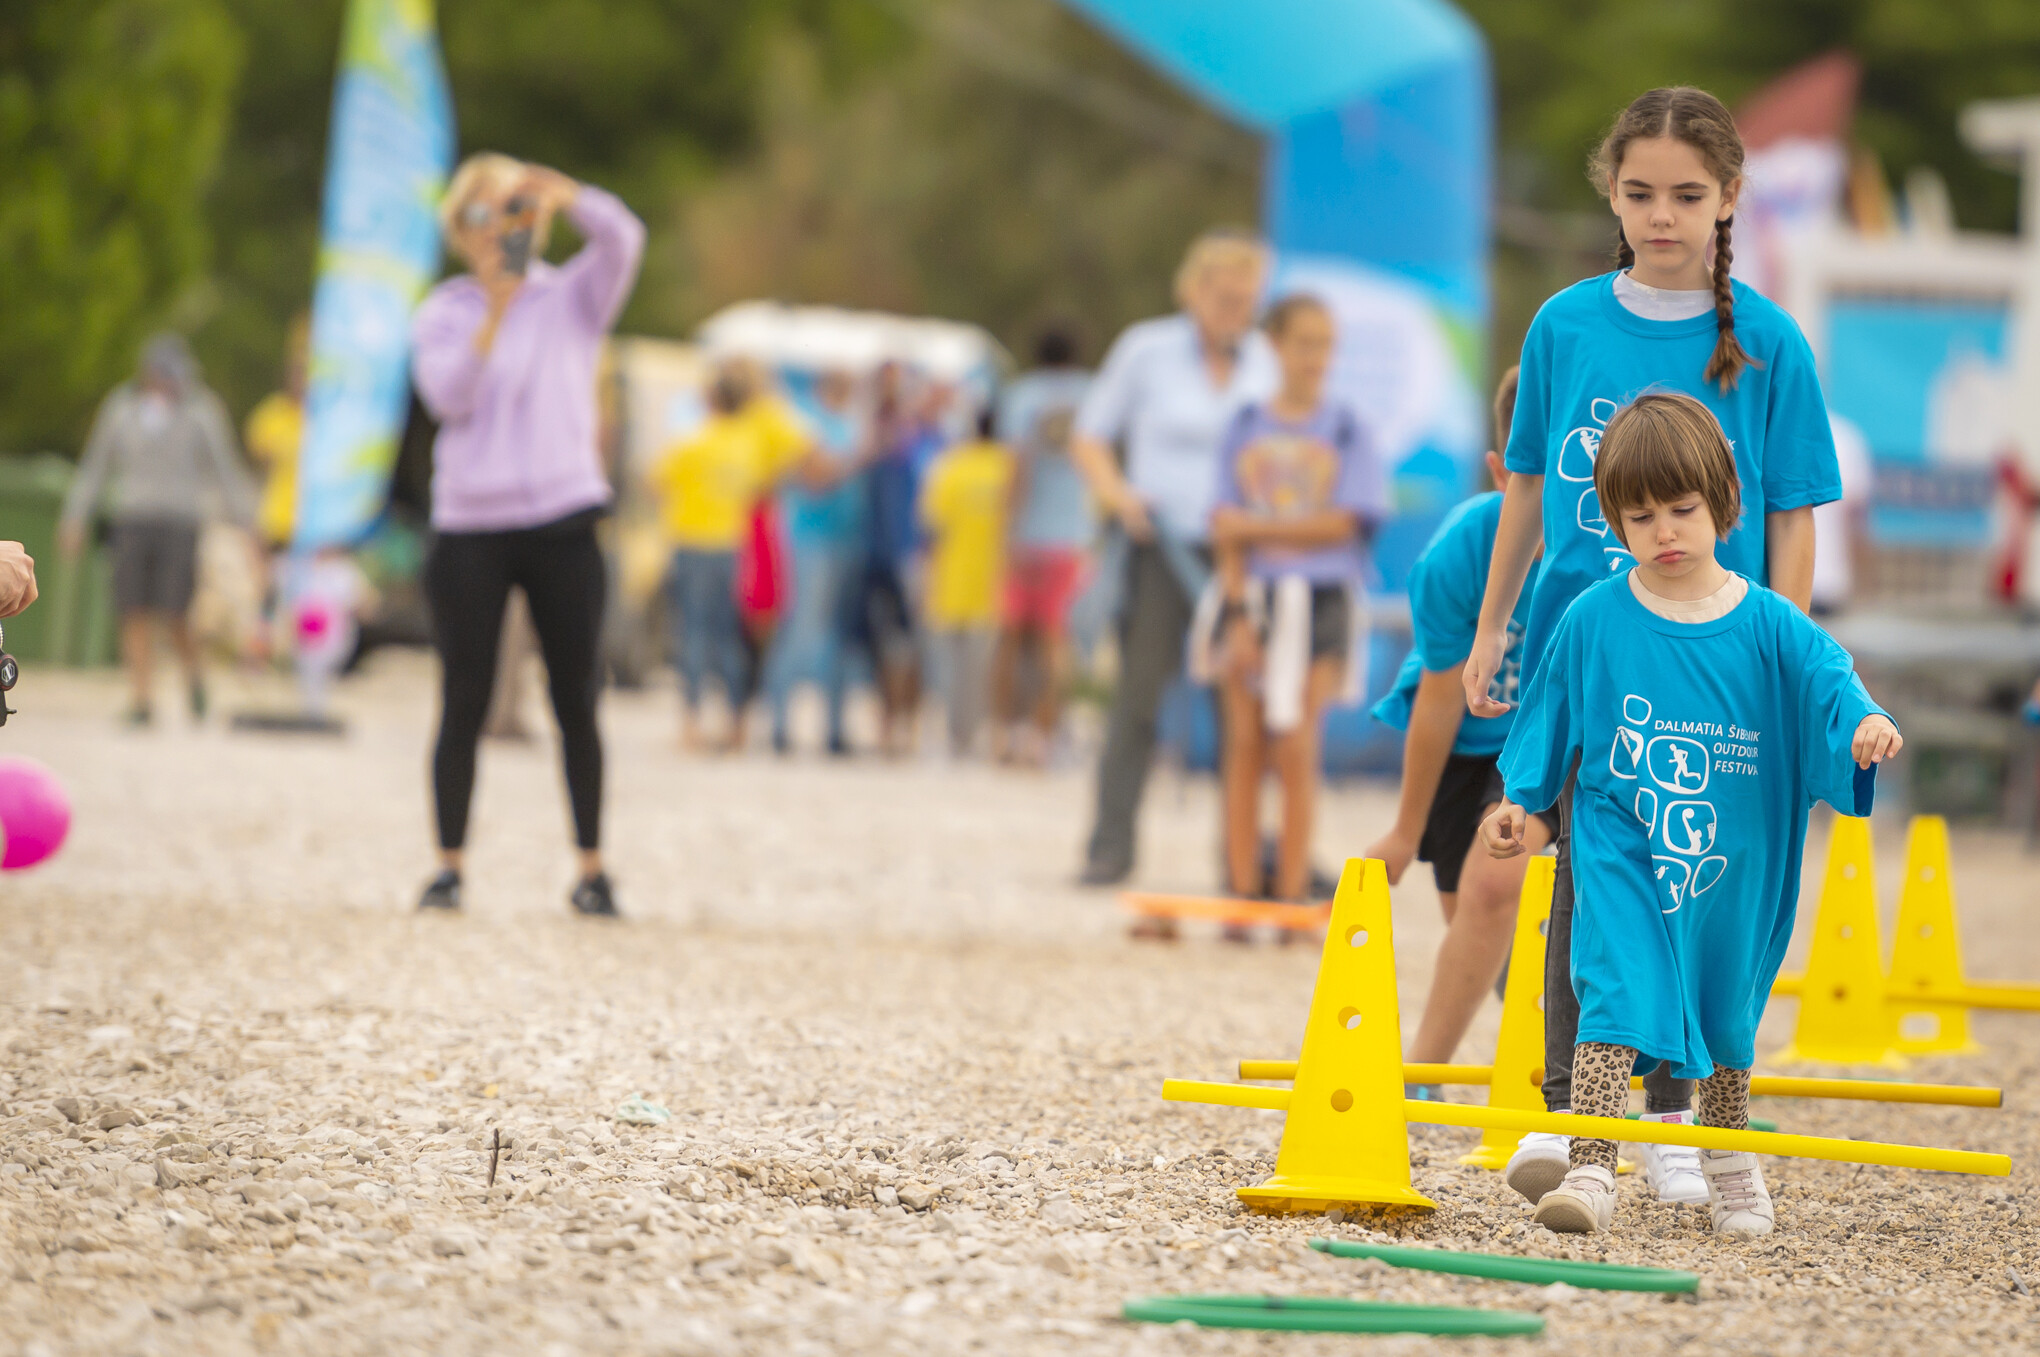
[{"xmin": 1590, "ymin": 87, "xmax": 1760, "ymax": 392}]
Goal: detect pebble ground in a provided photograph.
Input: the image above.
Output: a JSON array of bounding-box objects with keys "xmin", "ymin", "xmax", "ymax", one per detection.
[{"xmin": 2, "ymin": 655, "xmax": 2036, "ymax": 1355}]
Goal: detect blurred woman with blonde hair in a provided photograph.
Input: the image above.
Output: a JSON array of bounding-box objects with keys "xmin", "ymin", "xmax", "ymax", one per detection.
[{"xmin": 409, "ymin": 153, "xmax": 644, "ymax": 917}]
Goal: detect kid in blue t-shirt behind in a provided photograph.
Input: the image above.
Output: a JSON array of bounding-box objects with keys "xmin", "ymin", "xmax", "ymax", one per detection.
[
  {"xmin": 1368, "ymin": 367, "xmax": 1559, "ymax": 1082},
  {"xmin": 1484, "ymin": 393, "xmax": 1901, "ymax": 1242}
]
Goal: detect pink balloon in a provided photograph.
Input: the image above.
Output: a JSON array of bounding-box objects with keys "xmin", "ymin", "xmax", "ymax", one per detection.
[{"xmin": 0, "ymin": 756, "xmax": 70, "ymax": 871}]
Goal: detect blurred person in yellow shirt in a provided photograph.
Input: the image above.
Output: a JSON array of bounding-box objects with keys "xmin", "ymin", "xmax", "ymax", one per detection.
[
  {"xmin": 918, "ymin": 409, "xmax": 1015, "ymax": 756},
  {"xmin": 245, "ymin": 317, "xmax": 310, "ymax": 553},
  {"xmin": 649, "ymin": 361, "xmax": 846, "ymax": 751}
]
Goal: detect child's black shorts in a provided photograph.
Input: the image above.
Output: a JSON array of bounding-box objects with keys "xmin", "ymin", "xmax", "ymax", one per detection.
[{"xmin": 1416, "ymin": 754, "xmax": 1561, "ymax": 893}]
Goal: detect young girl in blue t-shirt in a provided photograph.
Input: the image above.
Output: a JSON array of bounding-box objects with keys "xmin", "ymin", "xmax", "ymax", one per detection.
[
  {"xmin": 1484, "ymin": 392, "xmax": 1899, "ymax": 1238},
  {"xmin": 1459, "ymin": 86, "xmax": 1843, "ymax": 1209}
]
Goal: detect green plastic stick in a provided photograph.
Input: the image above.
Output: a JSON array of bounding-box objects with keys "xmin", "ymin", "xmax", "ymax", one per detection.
[
  {"xmin": 1310, "ymin": 1238, "xmax": 1699, "ymax": 1293},
  {"xmin": 1625, "ymin": 1111, "xmax": 1778, "ymax": 1133},
  {"xmin": 1122, "ymin": 1295, "xmax": 1544, "ymax": 1336}
]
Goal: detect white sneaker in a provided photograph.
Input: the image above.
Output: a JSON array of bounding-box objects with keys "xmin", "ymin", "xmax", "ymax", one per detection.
[
  {"xmin": 1504, "ymin": 1127, "xmax": 1572, "ymax": 1204},
  {"xmin": 1700, "ymin": 1149, "xmax": 1775, "ymax": 1237},
  {"xmin": 1633, "ymin": 1113, "xmax": 1709, "ymax": 1204},
  {"xmin": 1532, "ymin": 1164, "xmax": 1617, "ymax": 1234}
]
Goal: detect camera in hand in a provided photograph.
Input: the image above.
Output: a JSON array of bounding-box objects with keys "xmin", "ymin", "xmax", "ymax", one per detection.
[
  {"xmin": 499, "ymin": 194, "xmax": 536, "ymax": 276},
  {"xmin": 0, "ymin": 621, "xmax": 17, "ymax": 727}
]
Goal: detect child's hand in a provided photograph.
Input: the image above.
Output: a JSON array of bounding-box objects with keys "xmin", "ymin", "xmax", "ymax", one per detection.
[
  {"xmin": 1209, "ymin": 506, "xmax": 1253, "ymax": 547},
  {"xmin": 1462, "ymin": 629, "xmax": 1512, "ymax": 719},
  {"xmin": 1365, "ymin": 825, "xmax": 1420, "ymax": 884},
  {"xmin": 1852, "ymin": 714, "xmax": 1903, "ymax": 768},
  {"xmin": 1480, "ymin": 801, "xmax": 1529, "ymax": 858}
]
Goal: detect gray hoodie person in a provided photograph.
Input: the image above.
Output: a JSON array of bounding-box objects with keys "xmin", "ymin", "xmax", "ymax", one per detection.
[{"xmin": 61, "ymin": 334, "xmax": 256, "ymax": 532}]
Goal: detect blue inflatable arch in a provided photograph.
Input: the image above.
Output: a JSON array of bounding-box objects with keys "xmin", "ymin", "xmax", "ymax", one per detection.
[{"xmin": 1064, "ymin": 0, "xmax": 1493, "ymax": 769}]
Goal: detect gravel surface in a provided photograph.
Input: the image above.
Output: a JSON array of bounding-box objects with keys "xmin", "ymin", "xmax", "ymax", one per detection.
[{"xmin": 2, "ymin": 655, "xmax": 2036, "ymax": 1355}]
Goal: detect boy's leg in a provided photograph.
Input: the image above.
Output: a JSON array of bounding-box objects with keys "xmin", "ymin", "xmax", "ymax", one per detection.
[
  {"xmin": 1408, "ymin": 805, "xmax": 1552, "ymax": 1064},
  {"xmin": 1542, "ymin": 769, "xmax": 1580, "ymax": 1112},
  {"xmin": 1566, "ymin": 1042, "xmax": 1636, "ymax": 1172}
]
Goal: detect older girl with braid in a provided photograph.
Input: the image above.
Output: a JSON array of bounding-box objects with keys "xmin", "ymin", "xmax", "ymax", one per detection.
[{"xmin": 1458, "ymin": 87, "xmax": 1842, "ymax": 1211}]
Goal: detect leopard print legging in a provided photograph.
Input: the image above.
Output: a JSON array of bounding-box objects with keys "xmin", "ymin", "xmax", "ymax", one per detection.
[{"xmin": 1568, "ymin": 1042, "xmax": 1753, "ymax": 1171}]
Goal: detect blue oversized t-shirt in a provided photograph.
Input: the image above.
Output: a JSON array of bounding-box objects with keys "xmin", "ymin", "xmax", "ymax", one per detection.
[
  {"xmin": 1499, "ymin": 576, "xmax": 1887, "ymax": 1076},
  {"xmin": 1504, "ymin": 273, "xmax": 1841, "ymax": 681},
  {"xmin": 1372, "ymin": 492, "xmax": 1542, "ymax": 757}
]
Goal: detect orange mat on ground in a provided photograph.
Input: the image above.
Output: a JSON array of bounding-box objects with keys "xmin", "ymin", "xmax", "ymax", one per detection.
[{"xmin": 1119, "ymin": 892, "xmax": 1331, "ymax": 930}]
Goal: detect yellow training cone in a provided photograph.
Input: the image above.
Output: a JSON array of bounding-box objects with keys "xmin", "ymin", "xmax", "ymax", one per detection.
[
  {"xmin": 1887, "ymin": 816, "xmax": 1983, "ymax": 1056},
  {"xmin": 1771, "ymin": 817, "xmax": 1906, "ymax": 1069},
  {"xmin": 1233, "ymin": 858, "xmax": 1436, "ymax": 1214},
  {"xmin": 1459, "ymin": 856, "xmax": 1555, "ymax": 1170}
]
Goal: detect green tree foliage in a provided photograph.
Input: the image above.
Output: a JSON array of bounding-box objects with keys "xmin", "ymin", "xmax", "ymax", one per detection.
[
  {"xmin": 196, "ymin": 0, "xmax": 901, "ymax": 430},
  {"xmin": 1465, "ymin": 0, "xmax": 2040, "ymax": 229},
  {"xmin": 1463, "ymin": 0, "xmax": 2040, "ymax": 369},
  {"xmin": 666, "ymin": 0, "xmax": 1258, "ymax": 362},
  {"xmin": 10, "ymin": 0, "xmax": 2040, "ymax": 453},
  {"xmin": 0, "ymin": 0, "xmax": 243, "ymax": 453}
]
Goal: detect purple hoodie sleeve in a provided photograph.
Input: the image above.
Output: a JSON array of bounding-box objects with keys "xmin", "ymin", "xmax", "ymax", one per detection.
[
  {"xmin": 410, "ymin": 283, "xmax": 490, "ymax": 425},
  {"xmin": 559, "ymin": 185, "xmax": 646, "ymax": 332}
]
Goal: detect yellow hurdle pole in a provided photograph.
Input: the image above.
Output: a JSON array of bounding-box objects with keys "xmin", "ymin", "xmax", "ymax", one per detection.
[
  {"xmin": 1939, "ymin": 983, "xmax": 2040, "ymax": 1013},
  {"xmin": 1238, "ymin": 1060, "xmax": 2000, "ymax": 1108},
  {"xmin": 1239, "ymin": 1061, "xmax": 1494, "ymax": 1085},
  {"xmin": 1739, "ymin": 1075, "xmax": 2001, "ymax": 1107},
  {"xmin": 1405, "ymin": 1102, "xmax": 2010, "ymax": 1176},
  {"xmin": 1780, "ymin": 976, "xmax": 2040, "ymax": 1013},
  {"xmin": 1164, "ymin": 1079, "xmax": 1292, "ymax": 1111}
]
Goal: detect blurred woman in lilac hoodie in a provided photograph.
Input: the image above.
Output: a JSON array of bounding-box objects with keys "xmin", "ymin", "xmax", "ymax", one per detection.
[{"xmin": 409, "ymin": 153, "xmax": 643, "ymax": 918}]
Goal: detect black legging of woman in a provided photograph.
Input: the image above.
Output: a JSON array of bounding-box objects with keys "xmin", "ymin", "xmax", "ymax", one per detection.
[{"xmin": 425, "ymin": 512, "xmax": 606, "ymax": 852}]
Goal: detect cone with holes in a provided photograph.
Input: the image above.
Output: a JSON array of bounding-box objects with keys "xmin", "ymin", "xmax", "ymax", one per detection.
[
  {"xmin": 1887, "ymin": 816, "xmax": 1984, "ymax": 1056},
  {"xmin": 1459, "ymin": 856, "xmax": 1555, "ymax": 1170},
  {"xmin": 1771, "ymin": 816, "xmax": 1906, "ymax": 1069},
  {"xmin": 1232, "ymin": 857, "xmax": 1436, "ymax": 1213}
]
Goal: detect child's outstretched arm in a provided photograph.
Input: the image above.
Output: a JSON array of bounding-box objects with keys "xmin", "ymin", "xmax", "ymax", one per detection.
[{"xmin": 1852, "ymin": 713, "xmax": 1902, "ymax": 768}]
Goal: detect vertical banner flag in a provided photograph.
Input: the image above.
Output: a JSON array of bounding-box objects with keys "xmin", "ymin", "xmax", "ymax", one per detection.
[{"xmin": 296, "ymin": 0, "xmax": 455, "ymax": 548}]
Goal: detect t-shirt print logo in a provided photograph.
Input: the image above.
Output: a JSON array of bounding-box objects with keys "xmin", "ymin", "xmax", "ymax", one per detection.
[
  {"xmin": 1554, "ymin": 398, "xmax": 1635, "ymax": 572},
  {"xmin": 1647, "ymin": 736, "xmax": 1709, "ymax": 794},
  {"xmin": 1557, "ymin": 399, "xmax": 1619, "ymax": 483},
  {"xmin": 1609, "ymin": 693, "xmax": 1650, "ymax": 780},
  {"xmin": 1662, "ymin": 800, "xmax": 1717, "ymax": 856},
  {"xmin": 1653, "ymin": 855, "xmax": 1691, "ymax": 912},
  {"xmin": 1610, "ymin": 726, "xmax": 1644, "ymax": 780}
]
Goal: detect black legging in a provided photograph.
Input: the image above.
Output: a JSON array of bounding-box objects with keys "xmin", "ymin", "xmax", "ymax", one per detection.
[{"xmin": 423, "ymin": 512, "xmax": 606, "ymax": 852}]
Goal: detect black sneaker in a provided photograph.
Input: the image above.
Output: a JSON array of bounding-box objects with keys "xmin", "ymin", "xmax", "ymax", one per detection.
[
  {"xmin": 417, "ymin": 870, "xmax": 462, "ymax": 911},
  {"xmin": 570, "ymin": 872, "xmax": 620, "ymax": 918}
]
